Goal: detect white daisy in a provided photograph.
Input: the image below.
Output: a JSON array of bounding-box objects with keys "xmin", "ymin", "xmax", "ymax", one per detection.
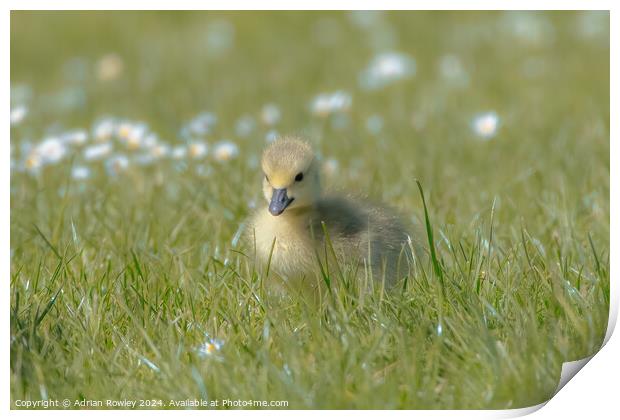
[
  {"xmin": 348, "ymin": 11, "xmax": 384, "ymax": 28},
  {"xmin": 134, "ymin": 154, "xmax": 156, "ymax": 167},
  {"xmin": 141, "ymin": 133, "xmax": 159, "ymax": 149},
  {"xmin": 71, "ymin": 166, "xmax": 91, "ymax": 180},
  {"xmin": 84, "ymin": 142, "xmax": 113, "ymax": 161},
  {"xmin": 265, "ymin": 129, "xmax": 279, "ymax": 143},
  {"xmin": 310, "ymin": 91, "xmax": 352, "ymax": 117},
  {"xmin": 171, "ymin": 145, "xmax": 187, "ymax": 160},
  {"xmin": 61, "ymin": 129, "xmax": 89, "ymax": 146},
  {"xmin": 439, "ymin": 54, "xmax": 469, "ymax": 87},
  {"xmin": 502, "ymin": 12, "xmax": 555, "ymax": 46},
  {"xmin": 471, "ymin": 112, "xmax": 500, "ymax": 140},
  {"xmin": 323, "ymin": 157, "xmax": 339, "ymax": 176},
  {"xmin": 118, "ymin": 122, "xmax": 148, "ymax": 150},
  {"xmin": 96, "ymin": 53, "xmax": 124, "ymax": 81},
  {"xmin": 93, "ymin": 118, "xmax": 117, "ymax": 142},
  {"xmin": 235, "ymin": 115, "xmax": 256, "ymax": 137},
  {"xmin": 366, "ymin": 114, "xmax": 384, "ymax": 135},
  {"xmin": 195, "ymin": 164, "xmax": 212, "ymax": 177},
  {"xmin": 150, "ymin": 143, "xmax": 170, "ymax": 159},
  {"xmin": 205, "ymin": 20, "xmax": 235, "ymax": 57},
  {"xmin": 359, "ymin": 52, "xmax": 416, "ymax": 91},
  {"xmin": 197, "ymin": 336, "xmax": 224, "ymax": 358},
  {"xmin": 261, "ymin": 103, "xmax": 281, "ymax": 126},
  {"xmin": 187, "ymin": 112, "xmax": 217, "ymax": 136},
  {"xmin": 10, "ymin": 105, "xmax": 28, "ymax": 126},
  {"xmin": 105, "ymin": 154, "xmax": 130, "ymax": 176},
  {"xmin": 36, "ymin": 137, "xmax": 67, "ymax": 164},
  {"xmin": 213, "ymin": 140, "xmax": 239, "ymax": 162},
  {"xmin": 23, "ymin": 153, "xmax": 43, "ymax": 173},
  {"xmin": 578, "ymin": 11, "xmax": 609, "ymax": 39},
  {"xmin": 188, "ymin": 142, "xmax": 208, "ymax": 159}
]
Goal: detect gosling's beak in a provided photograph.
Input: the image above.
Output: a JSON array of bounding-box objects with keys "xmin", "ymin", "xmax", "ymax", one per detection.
[{"xmin": 269, "ymin": 188, "xmax": 294, "ymax": 216}]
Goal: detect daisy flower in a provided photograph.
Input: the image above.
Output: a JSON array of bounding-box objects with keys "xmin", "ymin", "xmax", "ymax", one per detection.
[
  {"xmin": 310, "ymin": 91, "xmax": 352, "ymax": 117},
  {"xmin": 188, "ymin": 142, "xmax": 208, "ymax": 159},
  {"xmin": 150, "ymin": 143, "xmax": 170, "ymax": 159},
  {"xmin": 323, "ymin": 157, "xmax": 339, "ymax": 176},
  {"xmin": 261, "ymin": 103, "xmax": 281, "ymax": 126},
  {"xmin": 93, "ymin": 118, "xmax": 117, "ymax": 142},
  {"xmin": 71, "ymin": 166, "xmax": 91, "ymax": 180},
  {"xmin": 213, "ymin": 140, "xmax": 239, "ymax": 162},
  {"xmin": 36, "ymin": 137, "xmax": 67, "ymax": 164},
  {"xmin": 187, "ymin": 112, "xmax": 217, "ymax": 136},
  {"xmin": 171, "ymin": 145, "xmax": 187, "ymax": 160},
  {"xmin": 84, "ymin": 142, "xmax": 113, "ymax": 161},
  {"xmin": 24, "ymin": 153, "xmax": 43, "ymax": 173},
  {"xmin": 235, "ymin": 114, "xmax": 256, "ymax": 137},
  {"xmin": 96, "ymin": 53, "xmax": 124, "ymax": 81},
  {"xmin": 105, "ymin": 154, "xmax": 130, "ymax": 176},
  {"xmin": 10, "ymin": 105, "xmax": 28, "ymax": 126},
  {"xmin": 197, "ymin": 336, "xmax": 224, "ymax": 359},
  {"xmin": 366, "ymin": 114, "xmax": 384, "ymax": 135},
  {"xmin": 359, "ymin": 52, "xmax": 416, "ymax": 91},
  {"xmin": 265, "ymin": 129, "xmax": 279, "ymax": 143},
  {"xmin": 471, "ymin": 112, "xmax": 500, "ymax": 140},
  {"xmin": 61, "ymin": 129, "xmax": 89, "ymax": 146}
]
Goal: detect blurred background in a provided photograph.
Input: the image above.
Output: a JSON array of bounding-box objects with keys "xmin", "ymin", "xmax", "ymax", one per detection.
[{"xmin": 10, "ymin": 11, "xmax": 609, "ymax": 224}]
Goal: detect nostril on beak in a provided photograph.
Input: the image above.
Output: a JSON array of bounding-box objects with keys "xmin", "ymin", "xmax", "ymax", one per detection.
[{"xmin": 269, "ymin": 188, "xmax": 294, "ymax": 216}]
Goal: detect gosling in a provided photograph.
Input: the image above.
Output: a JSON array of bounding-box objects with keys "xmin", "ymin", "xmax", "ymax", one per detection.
[{"xmin": 248, "ymin": 136, "xmax": 421, "ymax": 287}]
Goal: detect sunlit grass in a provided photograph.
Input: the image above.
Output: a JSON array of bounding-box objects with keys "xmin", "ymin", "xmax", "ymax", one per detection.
[{"xmin": 10, "ymin": 11, "xmax": 609, "ymax": 409}]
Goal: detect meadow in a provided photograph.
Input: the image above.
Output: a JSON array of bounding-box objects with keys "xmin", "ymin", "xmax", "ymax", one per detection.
[{"xmin": 10, "ymin": 11, "xmax": 610, "ymax": 409}]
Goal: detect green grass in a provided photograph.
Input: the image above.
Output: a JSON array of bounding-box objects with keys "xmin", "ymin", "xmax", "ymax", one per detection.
[{"xmin": 10, "ymin": 11, "xmax": 609, "ymax": 409}]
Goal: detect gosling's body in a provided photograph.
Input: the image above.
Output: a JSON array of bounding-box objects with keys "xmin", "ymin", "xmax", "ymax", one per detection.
[
  {"xmin": 251, "ymin": 196, "xmax": 412, "ymax": 282},
  {"xmin": 248, "ymin": 137, "xmax": 419, "ymax": 286}
]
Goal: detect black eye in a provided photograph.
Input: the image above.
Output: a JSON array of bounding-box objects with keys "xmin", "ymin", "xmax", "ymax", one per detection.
[
  {"xmin": 265, "ymin": 174, "xmax": 269, "ymax": 182},
  {"xmin": 295, "ymin": 172, "xmax": 303, "ymax": 182}
]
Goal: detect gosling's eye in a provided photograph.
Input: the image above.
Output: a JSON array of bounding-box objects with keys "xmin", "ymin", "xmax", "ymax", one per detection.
[
  {"xmin": 265, "ymin": 174, "xmax": 270, "ymax": 182},
  {"xmin": 295, "ymin": 172, "xmax": 304, "ymax": 182}
]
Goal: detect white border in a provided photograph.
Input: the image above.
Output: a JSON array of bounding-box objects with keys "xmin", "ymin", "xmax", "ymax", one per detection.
[{"xmin": 4, "ymin": 2, "xmax": 617, "ymax": 419}]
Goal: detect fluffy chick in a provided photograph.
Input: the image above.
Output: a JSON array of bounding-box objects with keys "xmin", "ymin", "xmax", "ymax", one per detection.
[{"xmin": 247, "ymin": 136, "xmax": 421, "ymax": 287}]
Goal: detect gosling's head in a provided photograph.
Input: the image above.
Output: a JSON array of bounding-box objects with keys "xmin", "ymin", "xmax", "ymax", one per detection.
[{"xmin": 261, "ymin": 137, "xmax": 321, "ymax": 216}]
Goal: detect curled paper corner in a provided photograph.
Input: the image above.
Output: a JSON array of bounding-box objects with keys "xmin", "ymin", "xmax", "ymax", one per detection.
[
  {"xmin": 603, "ymin": 286, "xmax": 619, "ymax": 346},
  {"xmin": 493, "ymin": 402, "xmax": 548, "ymax": 418},
  {"xmin": 554, "ymin": 356, "xmax": 594, "ymax": 395}
]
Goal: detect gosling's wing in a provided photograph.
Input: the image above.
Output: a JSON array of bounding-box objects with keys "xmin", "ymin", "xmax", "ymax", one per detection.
[
  {"xmin": 363, "ymin": 201, "xmax": 426, "ymax": 261},
  {"xmin": 311, "ymin": 197, "xmax": 369, "ymax": 242}
]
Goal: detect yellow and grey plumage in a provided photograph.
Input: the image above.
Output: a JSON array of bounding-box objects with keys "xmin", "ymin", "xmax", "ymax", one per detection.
[{"xmin": 248, "ymin": 136, "xmax": 422, "ymax": 286}]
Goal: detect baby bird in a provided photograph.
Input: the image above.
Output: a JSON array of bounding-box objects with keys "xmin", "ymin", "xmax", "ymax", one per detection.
[{"xmin": 248, "ymin": 136, "xmax": 420, "ymax": 287}]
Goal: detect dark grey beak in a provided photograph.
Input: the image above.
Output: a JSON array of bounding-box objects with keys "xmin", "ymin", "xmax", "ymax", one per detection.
[{"xmin": 269, "ymin": 188, "xmax": 294, "ymax": 216}]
